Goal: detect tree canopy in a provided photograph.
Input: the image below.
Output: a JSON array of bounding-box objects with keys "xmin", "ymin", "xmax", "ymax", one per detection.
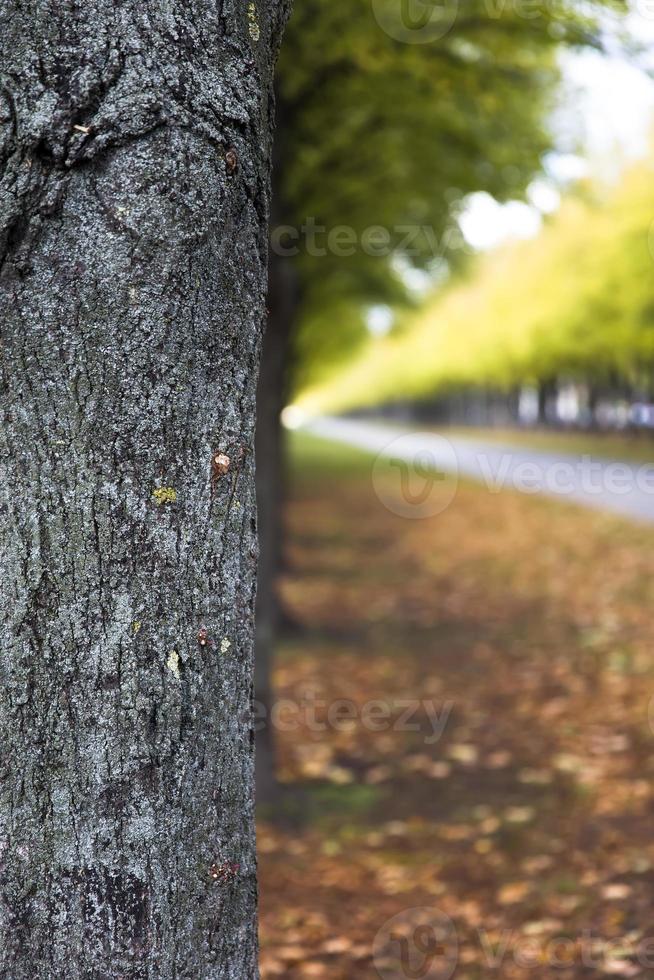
[{"xmin": 275, "ymin": 0, "xmax": 622, "ymax": 392}]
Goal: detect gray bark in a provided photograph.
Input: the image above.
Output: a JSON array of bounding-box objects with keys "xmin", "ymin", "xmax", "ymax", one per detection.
[{"xmin": 0, "ymin": 1, "xmax": 289, "ymax": 976}]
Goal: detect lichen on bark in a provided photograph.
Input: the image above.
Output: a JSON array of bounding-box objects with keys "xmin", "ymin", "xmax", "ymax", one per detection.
[{"xmin": 0, "ymin": 0, "xmax": 290, "ymax": 975}]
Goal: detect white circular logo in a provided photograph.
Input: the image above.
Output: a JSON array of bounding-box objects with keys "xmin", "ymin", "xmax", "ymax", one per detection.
[
  {"xmin": 372, "ymin": 432, "xmax": 458, "ymax": 518},
  {"xmin": 371, "ymin": 0, "xmax": 460, "ymax": 44},
  {"xmin": 373, "ymin": 907, "xmax": 459, "ymax": 980}
]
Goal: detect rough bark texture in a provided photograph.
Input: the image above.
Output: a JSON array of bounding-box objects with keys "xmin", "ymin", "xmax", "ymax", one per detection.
[{"xmin": 0, "ymin": 1, "xmax": 289, "ymax": 976}]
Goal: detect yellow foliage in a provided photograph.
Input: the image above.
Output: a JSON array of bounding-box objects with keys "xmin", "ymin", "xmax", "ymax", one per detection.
[{"xmin": 300, "ymin": 155, "xmax": 654, "ymax": 414}]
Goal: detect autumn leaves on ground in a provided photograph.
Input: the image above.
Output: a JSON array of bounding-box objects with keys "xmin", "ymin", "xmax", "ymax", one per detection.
[{"xmin": 258, "ymin": 432, "xmax": 654, "ymax": 979}]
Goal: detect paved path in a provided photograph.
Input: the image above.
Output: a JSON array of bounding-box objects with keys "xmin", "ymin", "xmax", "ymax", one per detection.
[{"xmin": 305, "ymin": 416, "xmax": 654, "ymax": 525}]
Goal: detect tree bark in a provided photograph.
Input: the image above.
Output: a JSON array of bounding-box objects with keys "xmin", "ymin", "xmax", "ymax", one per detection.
[{"xmin": 0, "ymin": 1, "xmax": 289, "ymax": 976}]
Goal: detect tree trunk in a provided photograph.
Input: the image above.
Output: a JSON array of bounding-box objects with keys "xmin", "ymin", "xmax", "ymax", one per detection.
[
  {"xmin": 254, "ymin": 250, "xmax": 298, "ymax": 804},
  {"xmin": 0, "ymin": 2, "xmax": 289, "ymax": 976},
  {"xmin": 254, "ymin": 89, "xmax": 299, "ymax": 805},
  {"xmin": 537, "ymin": 379, "xmax": 555, "ymax": 426}
]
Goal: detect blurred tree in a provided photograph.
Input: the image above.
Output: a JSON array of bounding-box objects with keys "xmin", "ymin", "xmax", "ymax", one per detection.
[
  {"xmin": 298, "ymin": 154, "xmax": 654, "ymax": 418},
  {"xmin": 256, "ymin": 0, "xmax": 621, "ymax": 797}
]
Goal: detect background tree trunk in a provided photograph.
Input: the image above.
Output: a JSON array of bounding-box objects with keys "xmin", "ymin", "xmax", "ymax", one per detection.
[
  {"xmin": 0, "ymin": 1, "xmax": 289, "ymax": 975},
  {"xmin": 254, "ymin": 92, "xmax": 299, "ymax": 804},
  {"xmin": 255, "ymin": 251, "xmax": 298, "ymax": 804}
]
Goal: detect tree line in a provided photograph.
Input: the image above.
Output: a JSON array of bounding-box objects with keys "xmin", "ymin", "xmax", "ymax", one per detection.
[{"xmin": 299, "ymin": 154, "xmax": 654, "ymax": 428}]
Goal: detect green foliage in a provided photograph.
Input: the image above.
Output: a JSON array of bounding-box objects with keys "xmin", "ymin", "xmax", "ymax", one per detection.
[
  {"xmin": 298, "ymin": 155, "xmax": 654, "ymax": 412},
  {"xmin": 276, "ymin": 0, "xmax": 619, "ymax": 389}
]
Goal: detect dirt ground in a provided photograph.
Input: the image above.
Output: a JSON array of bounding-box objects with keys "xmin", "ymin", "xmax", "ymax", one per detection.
[{"xmin": 258, "ymin": 433, "xmax": 654, "ymax": 979}]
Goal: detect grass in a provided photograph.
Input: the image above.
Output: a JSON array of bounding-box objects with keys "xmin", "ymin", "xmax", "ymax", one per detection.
[{"xmin": 285, "ymin": 428, "xmax": 377, "ymax": 478}]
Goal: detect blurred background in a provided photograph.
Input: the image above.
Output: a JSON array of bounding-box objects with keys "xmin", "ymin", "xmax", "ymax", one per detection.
[{"xmin": 256, "ymin": 1, "xmax": 654, "ymax": 976}]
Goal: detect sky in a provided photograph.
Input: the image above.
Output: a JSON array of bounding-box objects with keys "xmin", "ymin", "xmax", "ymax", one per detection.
[{"xmin": 460, "ymin": 8, "xmax": 654, "ymax": 250}]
